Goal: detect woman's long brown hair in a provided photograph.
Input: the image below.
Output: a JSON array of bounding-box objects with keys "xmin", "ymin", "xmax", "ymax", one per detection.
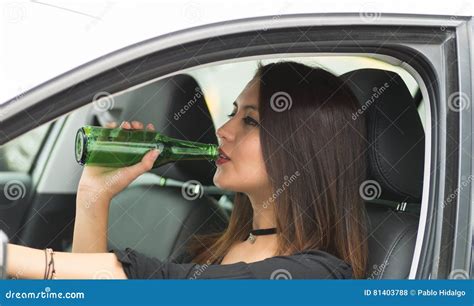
[{"xmin": 190, "ymin": 61, "xmax": 369, "ymax": 278}]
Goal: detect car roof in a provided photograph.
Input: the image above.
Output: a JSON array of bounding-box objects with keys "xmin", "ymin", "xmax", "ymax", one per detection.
[{"xmin": 0, "ymin": 0, "xmax": 472, "ymax": 103}]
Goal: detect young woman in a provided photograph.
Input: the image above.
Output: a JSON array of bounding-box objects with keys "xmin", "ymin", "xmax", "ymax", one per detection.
[{"xmin": 6, "ymin": 61, "xmax": 368, "ymax": 279}]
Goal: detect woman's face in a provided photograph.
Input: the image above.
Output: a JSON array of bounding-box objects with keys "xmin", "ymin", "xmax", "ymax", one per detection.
[{"xmin": 213, "ymin": 79, "xmax": 270, "ymax": 194}]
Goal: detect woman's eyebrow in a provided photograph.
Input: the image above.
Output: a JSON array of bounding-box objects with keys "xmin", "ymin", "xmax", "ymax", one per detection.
[{"xmin": 233, "ymin": 101, "xmax": 257, "ymax": 111}]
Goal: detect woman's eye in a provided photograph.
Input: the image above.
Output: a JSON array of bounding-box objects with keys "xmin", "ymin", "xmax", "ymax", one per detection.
[
  {"xmin": 227, "ymin": 112, "xmax": 258, "ymax": 126},
  {"xmin": 243, "ymin": 116, "xmax": 259, "ymax": 126}
]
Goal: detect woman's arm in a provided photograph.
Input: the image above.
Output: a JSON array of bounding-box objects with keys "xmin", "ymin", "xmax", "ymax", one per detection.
[
  {"xmin": 7, "ymin": 243, "xmax": 127, "ymax": 279},
  {"xmin": 72, "ymin": 191, "xmax": 112, "ymax": 253}
]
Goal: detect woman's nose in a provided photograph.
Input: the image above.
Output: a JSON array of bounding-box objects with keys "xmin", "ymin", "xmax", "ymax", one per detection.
[{"xmin": 216, "ymin": 124, "xmax": 233, "ymax": 143}]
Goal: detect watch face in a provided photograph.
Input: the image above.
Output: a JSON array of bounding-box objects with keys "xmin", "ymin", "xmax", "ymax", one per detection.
[{"xmin": 0, "ymin": 231, "xmax": 8, "ymax": 279}]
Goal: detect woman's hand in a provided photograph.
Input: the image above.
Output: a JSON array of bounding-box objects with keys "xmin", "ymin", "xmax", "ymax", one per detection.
[
  {"xmin": 77, "ymin": 121, "xmax": 160, "ymax": 205},
  {"xmin": 73, "ymin": 121, "xmax": 160, "ymax": 253}
]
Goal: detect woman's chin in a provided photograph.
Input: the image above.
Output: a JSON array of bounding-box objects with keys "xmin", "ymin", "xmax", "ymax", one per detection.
[
  {"xmin": 213, "ymin": 177, "xmax": 227, "ymax": 190},
  {"xmin": 213, "ymin": 175, "xmax": 236, "ymax": 192},
  {"xmin": 213, "ymin": 174, "xmax": 223, "ymax": 188}
]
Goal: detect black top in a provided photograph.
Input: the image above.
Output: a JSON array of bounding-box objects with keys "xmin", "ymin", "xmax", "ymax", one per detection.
[{"xmin": 109, "ymin": 248, "xmax": 353, "ymax": 279}]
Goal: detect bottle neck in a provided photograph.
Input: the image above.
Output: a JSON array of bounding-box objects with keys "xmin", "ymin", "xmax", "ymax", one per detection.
[{"xmin": 168, "ymin": 144, "xmax": 218, "ymax": 160}]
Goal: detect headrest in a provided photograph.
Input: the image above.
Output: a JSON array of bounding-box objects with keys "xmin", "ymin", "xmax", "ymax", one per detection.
[
  {"xmin": 340, "ymin": 69, "xmax": 425, "ymax": 202},
  {"xmin": 117, "ymin": 74, "xmax": 217, "ymax": 185}
]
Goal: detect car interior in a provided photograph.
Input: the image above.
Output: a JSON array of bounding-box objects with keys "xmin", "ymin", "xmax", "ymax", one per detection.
[{"xmin": 0, "ymin": 55, "xmax": 427, "ymax": 279}]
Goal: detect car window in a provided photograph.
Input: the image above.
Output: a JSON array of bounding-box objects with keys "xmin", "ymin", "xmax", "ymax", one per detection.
[
  {"xmin": 0, "ymin": 123, "xmax": 52, "ymax": 172},
  {"xmin": 187, "ymin": 55, "xmax": 422, "ymax": 129}
]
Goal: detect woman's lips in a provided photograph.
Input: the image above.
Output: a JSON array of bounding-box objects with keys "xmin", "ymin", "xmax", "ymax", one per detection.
[
  {"xmin": 216, "ymin": 157, "xmax": 230, "ymax": 165},
  {"xmin": 216, "ymin": 148, "xmax": 231, "ymax": 165}
]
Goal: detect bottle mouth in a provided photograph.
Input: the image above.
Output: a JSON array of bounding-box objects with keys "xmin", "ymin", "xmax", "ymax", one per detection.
[{"xmin": 75, "ymin": 128, "xmax": 88, "ymax": 165}]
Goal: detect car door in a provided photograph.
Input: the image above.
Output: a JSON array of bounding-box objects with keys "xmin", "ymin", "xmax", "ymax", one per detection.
[
  {"xmin": 0, "ymin": 121, "xmax": 56, "ymax": 242},
  {"xmin": 0, "ymin": 13, "xmax": 472, "ymax": 279}
]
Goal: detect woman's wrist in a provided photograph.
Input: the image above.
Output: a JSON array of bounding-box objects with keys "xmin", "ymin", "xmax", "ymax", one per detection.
[
  {"xmin": 76, "ymin": 187, "xmax": 113, "ymax": 211},
  {"xmin": 7, "ymin": 243, "xmax": 127, "ymax": 279},
  {"xmin": 74, "ymin": 189, "xmax": 112, "ymax": 253}
]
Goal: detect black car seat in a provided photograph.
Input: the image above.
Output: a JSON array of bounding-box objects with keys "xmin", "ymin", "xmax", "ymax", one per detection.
[
  {"xmin": 106, "ymin": 74, "xmax": 229, "ymax": 263},
  {"xmin": 340, "ymin": 69, "xmax": 425, "ymax": 279}
]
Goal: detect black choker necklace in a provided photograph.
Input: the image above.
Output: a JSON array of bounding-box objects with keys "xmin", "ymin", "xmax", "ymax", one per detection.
[{"xmin": 246, "ymin": 227, "xmax": 277, "ymax": 244}]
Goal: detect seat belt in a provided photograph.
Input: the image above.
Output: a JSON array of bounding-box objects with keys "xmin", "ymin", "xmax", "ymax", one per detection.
[
  {"xmin": 366, "ymin": 199, "xmax": 421, "ymax": 214},
  {"xmin": 130, "ymin": 172, "xmax": 234, "ymax": 196}
]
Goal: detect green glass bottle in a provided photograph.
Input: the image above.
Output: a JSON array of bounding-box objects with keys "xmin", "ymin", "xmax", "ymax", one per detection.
[{"xmin": 75, "ymin": 125, "xmax": 218, "ymax": 168}]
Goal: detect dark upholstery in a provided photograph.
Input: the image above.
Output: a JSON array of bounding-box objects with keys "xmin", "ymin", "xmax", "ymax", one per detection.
[{"xmin": 341, "ymin": 69, "xmax": 424, "ymax": 279}]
